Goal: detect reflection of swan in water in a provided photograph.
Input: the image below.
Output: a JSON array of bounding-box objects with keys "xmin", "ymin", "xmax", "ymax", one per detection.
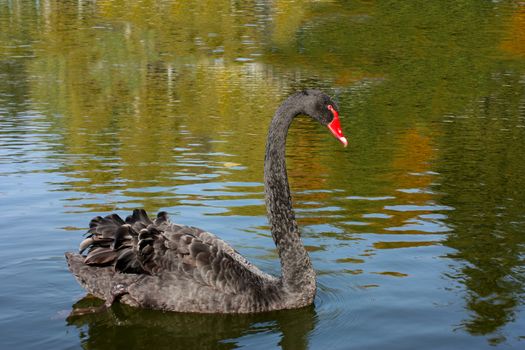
[
  {"xmin": 67, "ymin": 295, "xmax": 317, "ymax": 350},
  {"xmin": 65, "ymin": 90, "xmax": 347, "ymax": 313}
]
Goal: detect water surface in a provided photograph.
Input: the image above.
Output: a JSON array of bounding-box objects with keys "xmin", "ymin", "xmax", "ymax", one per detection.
[{"xmin": 1, "ymin": 0, "xmax": 525, "ymax": 349}]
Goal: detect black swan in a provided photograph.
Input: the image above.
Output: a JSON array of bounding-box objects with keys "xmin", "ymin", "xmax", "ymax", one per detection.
[{"xmin": 65, "ymin": 90, "xmax": 347, "ymax": 314}]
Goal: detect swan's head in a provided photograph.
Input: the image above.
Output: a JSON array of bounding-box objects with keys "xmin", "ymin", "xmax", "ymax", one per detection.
[{"xmin": 299, "ymin": 90, "xmax": 348, "ymax": 147}]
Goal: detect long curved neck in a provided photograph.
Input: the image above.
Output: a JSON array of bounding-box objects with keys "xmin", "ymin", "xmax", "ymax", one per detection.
[{"xmin": 264, "ymin": 96, "xmax": 316, "ymax": 296}]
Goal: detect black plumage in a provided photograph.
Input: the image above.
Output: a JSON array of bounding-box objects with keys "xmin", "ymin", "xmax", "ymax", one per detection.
[{"xmin": 66, "ymin": 90, "xmax": 346, "ymax": 313}]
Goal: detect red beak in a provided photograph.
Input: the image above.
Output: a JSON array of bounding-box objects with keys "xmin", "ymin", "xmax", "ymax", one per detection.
[{"xmin": 327, "ymin": 105, "xmax": 348, "ymax": 147}]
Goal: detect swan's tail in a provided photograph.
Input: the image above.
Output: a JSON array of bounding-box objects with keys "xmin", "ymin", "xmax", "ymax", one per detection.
[
  {"xmin": 65, "ymin": 252, "xmax": 116, "ymax": 299},
  {"xmin": 65, "ymin": 252, "xmax": 143, "ymax": 312}
]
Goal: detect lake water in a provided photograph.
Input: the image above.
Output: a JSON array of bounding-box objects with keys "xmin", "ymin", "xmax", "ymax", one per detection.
[{"xmin": 1, "ymin": 0, "xmax": 524, "ymax": 349}]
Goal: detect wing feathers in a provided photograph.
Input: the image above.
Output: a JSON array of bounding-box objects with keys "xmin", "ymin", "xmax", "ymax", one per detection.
[
  {"xmin": 77, "ymin": 209, "xmax": 264, "ymax": 296},
  {"xmin": 84, "ymin": 247, "xmax": 118, "ymax": 265}
]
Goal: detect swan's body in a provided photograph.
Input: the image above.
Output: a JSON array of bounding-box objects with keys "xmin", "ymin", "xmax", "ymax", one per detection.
[{"xmin": 66, "ymin": 90, "xmax": 347, "ymax": 313}]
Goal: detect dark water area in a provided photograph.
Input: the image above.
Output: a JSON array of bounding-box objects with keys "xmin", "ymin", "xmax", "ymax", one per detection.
[{"xmin": 1, "ymin": 0, "xmax": 524, "ymax": 349}]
